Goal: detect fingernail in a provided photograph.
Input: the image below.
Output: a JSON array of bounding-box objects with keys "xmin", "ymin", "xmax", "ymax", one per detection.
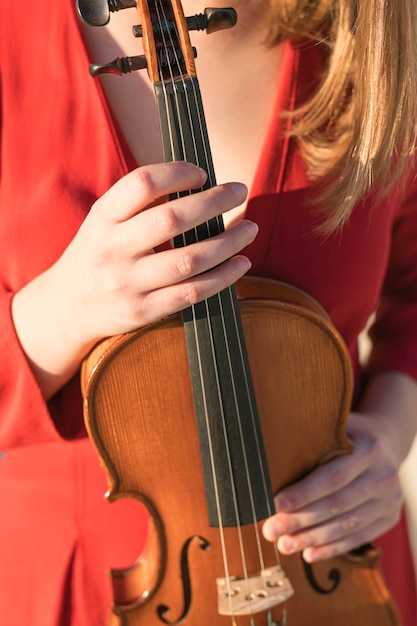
[
  {"xmin": 302, "ymin": 548, "xmax": 316, "ymax": 563},
  {"xmin": 263, "ymin": 519, "xmax": 284, "ymax": 541},
  {"xmin": 231, "ymin": 182, "xmax": 248, "ymax": 199},
  {"xmin": 278, "ymin": 536, "xmax": 297, "ymax": 554},
  {"xmin": 235, "ymin": 256, "xmax": 252, "ymax": 273},
  {"xmin": 244, "ymin": 220, "xmax": 259, "ymax": 241},
  {"xmin": 198, "ymin": 167, "xmax": 208, "ymax": 185}
]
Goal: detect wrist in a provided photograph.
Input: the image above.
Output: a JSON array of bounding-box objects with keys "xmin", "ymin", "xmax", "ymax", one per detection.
[
  {"xmin": 358, "ymin": 371, "xmax": 417, "ymax": 467},
  {"xmin": 11, "ymin": 268, "xmax": 93, "ymax": 399}
]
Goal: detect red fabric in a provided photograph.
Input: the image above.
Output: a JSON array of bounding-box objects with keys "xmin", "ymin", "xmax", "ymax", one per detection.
[
  {"xmin": 0, "ymin": 2, "xmax": 416, "ymax": 625},
  {"xmin": 0, "ymin": 441, "xmax": 148, "ymax": 626}
]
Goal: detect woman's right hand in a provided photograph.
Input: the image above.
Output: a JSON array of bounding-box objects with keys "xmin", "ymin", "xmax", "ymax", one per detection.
[{"xmin": 12, "ymin": 162, "xmax": 257, "ymax": 398}]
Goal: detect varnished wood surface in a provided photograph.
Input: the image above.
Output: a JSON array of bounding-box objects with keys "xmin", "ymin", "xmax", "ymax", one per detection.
[{"xmin": 81, "ymin": 277, "xmax": 400, "ymax": 626}]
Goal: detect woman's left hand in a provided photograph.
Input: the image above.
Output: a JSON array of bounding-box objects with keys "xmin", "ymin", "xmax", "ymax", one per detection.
[{"xmin": 262, "ymin": 410, "xmax": 404, "ymax": 562}]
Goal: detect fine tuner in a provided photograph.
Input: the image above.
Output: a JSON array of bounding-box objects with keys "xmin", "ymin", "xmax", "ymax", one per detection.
[{"xmin": 76, "ymin": 1, "xmax": 237, "ymax": 77}]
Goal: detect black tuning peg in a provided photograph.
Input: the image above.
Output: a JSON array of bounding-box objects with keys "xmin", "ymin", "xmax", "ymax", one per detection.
[
  {"xmin": 197, "ymin": 7, "xmax": 237, "ymax": 35},
  {"xmin": 132, "ymin": 7, "xmax": 237, "ymax": 38},
  {"xmin": 80, "ymin": 3, "xmax": 236, "ymax": 78},
  {"xmin": 89, "ymin": 46, "xmax": 197, "ymax": 77},
  {"xmin": 89, "ymin": 54, "xmax": 147, "ymax": 76},
  {"xmin": 77, "ymin": 2, "xmax": 236, "ymax": 32},
  {"xmin": 76, "ymin": 0, "xmax": 137, "ymax": 27}
]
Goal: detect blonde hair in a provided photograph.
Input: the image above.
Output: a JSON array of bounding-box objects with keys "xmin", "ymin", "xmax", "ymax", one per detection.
[{"xmin": 267, "ymin": 0, "xmax": 417, "ymax": 231}]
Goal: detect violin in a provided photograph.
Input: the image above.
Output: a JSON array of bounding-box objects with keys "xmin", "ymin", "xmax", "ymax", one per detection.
[{"xmin": 77, "ymin": 1, "xmax": 402, "ymax": 624}]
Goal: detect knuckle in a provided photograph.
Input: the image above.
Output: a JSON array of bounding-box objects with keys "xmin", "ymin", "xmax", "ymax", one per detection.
[
  {"xmin": 128, "ymin": 297, "xmax": 146, "ymax": 327},
  {"xmin": 104, "ymin": 271, "xmax": 127, "ymax": 296},
  {"xmin": 156, "ymin": 204, "xmax": 181, "ymax": 236},
  {"xmin": 132, "ymin": 167, "xmax": 158, "ymax": 197},
  {"xmin": 183, "ymin": 282, "xmax": 203, "ymax": 306},
  {"xmin": 90, "ymin": 242, "xmax": 109, "ymax": 267},
  {"xmin": 340, "ymin": 514, "xmax": 361, "ymax": 533},
  {"xmin": 176, "ymin": 251, "xmax": 197, "ymax": 278},
  {"xmin": 326, "ymin": 490, "xmax": 346, "ymax": 516},
  {"xmin": 325, "ymin": 465, "xmax": 346, "ymax": 493},
  {"xmin": 89, "ymin": 244, "xmax": 123, "ymax": 282},
  {"xmin": 363, "ymin": 432, "xmax": 383, "ymax": 460}
]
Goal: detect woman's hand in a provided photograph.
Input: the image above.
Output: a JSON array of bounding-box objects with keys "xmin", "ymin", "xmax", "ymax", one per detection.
[
  {"xmin": 51, "ymin": 161, "xmax": 254, "ymax": 343},
  {"xmin": 12, "ymin": 161, "xmax": 257, "ymax": 398},
  {"xmin": 262, "ymin": 371, "xmax": 417, "ymax": 562}
]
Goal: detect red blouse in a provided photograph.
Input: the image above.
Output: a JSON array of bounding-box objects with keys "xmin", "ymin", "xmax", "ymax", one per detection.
[{"xmin": 0, "ymin": 2, "xmax": 416, "ymax": 625}]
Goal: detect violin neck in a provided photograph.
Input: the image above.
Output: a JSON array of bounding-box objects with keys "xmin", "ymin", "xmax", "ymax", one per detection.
[
  {"xmin": 155, "ymin": 76, "xmax": 275, "ymax": 528},
  {"xmin": 156, "ymin": 77, "xmax": 217, "ymax": 187}
]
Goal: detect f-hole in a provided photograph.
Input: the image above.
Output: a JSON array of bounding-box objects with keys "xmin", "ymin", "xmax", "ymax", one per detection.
[
  {"xmin": 157, "ymin": 535, "xmax": 210, "ymax": 624},
  {"xmin": 302, "ymin": 560, "xmax": 341, "ymax": 594}
]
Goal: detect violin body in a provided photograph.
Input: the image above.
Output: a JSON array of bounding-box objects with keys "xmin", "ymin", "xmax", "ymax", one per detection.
[{"xmin": 81, "ymin": 277, "xmax": 400, "ymax": 626}]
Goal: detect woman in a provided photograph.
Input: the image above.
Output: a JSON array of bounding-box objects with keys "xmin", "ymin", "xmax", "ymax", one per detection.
[{"xmin": 0, "ymin": 0, "xmax": 416, "ymax": 624}]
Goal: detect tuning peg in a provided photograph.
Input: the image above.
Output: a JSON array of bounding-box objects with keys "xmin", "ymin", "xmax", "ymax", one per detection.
[
  {"xmin": 196, "ymin": 7, "xmax": 237, "ymax": 35},
  {"xmin": 132, "ymin": 8, "xmax": 237, "ymax": 38},
  {"xmin": 76, "ymin": 0, "xmax": 137, "ymax": 27},
  {"xmin": 89, "ymin": 54, "xmax": 147, "ymax": 76}
]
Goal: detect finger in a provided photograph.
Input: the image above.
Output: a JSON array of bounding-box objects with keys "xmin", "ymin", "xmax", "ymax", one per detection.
[
  {"xmin": 276, "ymin": 482, "xmax": 402, "ymax": 559},
  {"xmin": 118, "ymin": 181, "xmax": 248, "ymax": 253},
  {"xmin": 131, "ymin": 255, "xmax": 253, "ymax": 327},
  {"xmin": 132, "ymin": 220, "xmax": 258, "ymax": 292},
  {"xmin": 92, "ymin": 162, "xmax": 208, "ymax": 222},
  {"xmin": 273, "ymin": 432, "xmax": 378, "ymax": 513},
  {"xmin": 265, "ymin": 461, "xmax": 400, "ymax": 539},
  {"xmin": 277, "ymin": 499, "xmax": 382, "ymax": 557},
  {"xmin": 300, "ymin": 510, "xmax": 400, "ymax": 563}
]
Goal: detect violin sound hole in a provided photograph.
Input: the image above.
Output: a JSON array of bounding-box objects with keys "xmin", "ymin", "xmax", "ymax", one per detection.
[
  {"xmin": 302, "ymin": 560, "xmax": 341, "ymax": 594},
  {"xmin": 157, "ymin": 535, "xmax": 210, "ymax": 625}
]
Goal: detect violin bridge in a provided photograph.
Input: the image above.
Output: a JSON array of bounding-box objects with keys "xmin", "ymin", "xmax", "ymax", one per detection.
[{"xmin": 217, "ymin": 567, "xmax": 294, "ymax": 616}]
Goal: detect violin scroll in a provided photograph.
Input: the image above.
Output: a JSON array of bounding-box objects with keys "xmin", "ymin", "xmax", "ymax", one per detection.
[{"xmin": 77, "ymin": 1, "xmax": 237, "ymax": 78}]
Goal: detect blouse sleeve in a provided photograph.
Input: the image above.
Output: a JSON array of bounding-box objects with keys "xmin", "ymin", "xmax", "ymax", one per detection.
[
  {"xmin": 368, "ymin": 173, "xmax": 417, "ymax": 381},
  {"xmin": 0, "ymin": 287, "xmax": 63, "ymax": 449},
  {"xmin": 0, "ymin": 0, "xmax": 125, "ymax": 450}
]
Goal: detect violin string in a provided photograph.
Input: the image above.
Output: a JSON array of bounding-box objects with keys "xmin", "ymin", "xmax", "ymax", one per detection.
[
  {"xmin": 158, "ymin": 0, "xmax": 275, "ymax": 598},
  {"xmin": 186, "ymin": 52, "xmax": 287, "ymax": 588},
  {"xmin": 173, "ymin": 21, "xmax": 275, "ymax": 526},
  {"xmin": 222, "ymin": 288, "xmax": 278, "ymax": 524},
  {"xmin": 153, "ymin": 4, "xmax": 188, "ymax": 172},
  {"xmin": 153, "ymin": 4, "xmax": 238, "ymax": 610},
  {"xmin": 188, "ymin": 64, "xmax": 280, "ymax": 573},
  {"xmin": 155, "ymin": 1, "xmax": 279, "ymax": 617},
  {"xmin": 216, "ymin": 291, "xmax": 271, "ymax": 566},
  {"xmin": 178, "ymin": 61, "xmax": 282, "ymax": 612},
  {"xmin": 154, "ymin": 6, "xmax": 249, "ymax": 618}
]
